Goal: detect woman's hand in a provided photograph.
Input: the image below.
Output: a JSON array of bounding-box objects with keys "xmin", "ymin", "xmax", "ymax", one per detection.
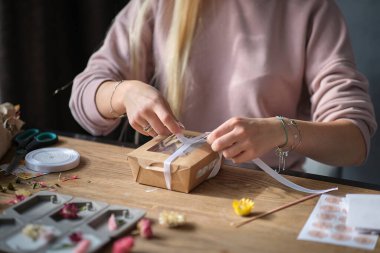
[
  {"xmin": 120, "ymin": 80, "xmax": 182, "ymax": 137},
  {"xmin": 207, "ymin": 117, "xmax": 285, "ymax": 163}
]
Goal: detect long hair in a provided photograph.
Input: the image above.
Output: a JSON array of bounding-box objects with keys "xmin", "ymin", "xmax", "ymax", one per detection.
[{"xmin": 129, "ymin": 0, "xmax": 202, "ymax": 118}]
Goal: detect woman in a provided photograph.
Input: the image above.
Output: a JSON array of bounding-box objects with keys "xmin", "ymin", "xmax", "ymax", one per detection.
[{"xmin": 70, "ymin": 0, "xmax": 376, "ymax": 170}]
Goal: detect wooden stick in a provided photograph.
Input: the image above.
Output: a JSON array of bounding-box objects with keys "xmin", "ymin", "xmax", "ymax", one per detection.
[{"xmin": 233, "ymin": 188, "xmax": 337, "ymax": 228}]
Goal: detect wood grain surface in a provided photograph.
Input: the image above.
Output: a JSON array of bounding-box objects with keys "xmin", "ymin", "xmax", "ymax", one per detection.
[{"xmin": 0, "ymin": 136, "xmax": 379, "ymax": 253}]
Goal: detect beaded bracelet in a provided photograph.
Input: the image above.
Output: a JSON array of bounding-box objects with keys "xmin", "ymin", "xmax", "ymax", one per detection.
[
  {"xmin": 109, "ymin": 80, "xmax": 127, "ymax": 118},
  {"xmin": 275, "ymin": 116, "xmax": 302, "ymax": 172}
]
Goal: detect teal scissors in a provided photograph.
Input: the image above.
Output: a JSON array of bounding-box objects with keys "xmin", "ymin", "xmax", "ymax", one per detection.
[{"xmin": 3, "ymin": 128, "xmax": 58, "ymax": 175}]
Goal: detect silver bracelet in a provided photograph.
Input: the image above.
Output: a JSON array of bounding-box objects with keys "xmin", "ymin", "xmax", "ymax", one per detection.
[
  {"xmin": 109, "ymin": 80, "xmax": 127, "ymax": 118},
  {"xmin": 275, "ymin": 116, "xmax": 302, "ymax": 172}
]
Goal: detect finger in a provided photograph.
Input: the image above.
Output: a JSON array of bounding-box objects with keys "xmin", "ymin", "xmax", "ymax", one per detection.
[
  {"xmin": 128, "ymin": 114, "xmax": 151, "ymax": 136},
  {"xmin": 141, "ymin": 123, "xmax": 158, "ymax": 137},
  {"xmin": 145, "ymin": 110, "xmax": 171, "ymax": 136},
  {"xmin": 222, "ymin": 141, "xmax": 247, "ymax": 159},
  {"xmin": 231, "ymin": 150, "xmax": 254, "ymax": 164},
  {"xmin": 210, "ymin": 130, "xmax": 242, "ymax": 152},
  {"xmin": 155, "ymin": 103, "xmax": 182, "ymax": 134},
  {"xmin": 207, "ymin": 118, "xmax": 238, "ymax": 144},
  {"xmin": 146, "ymin": 129, "xmax": 158, "ymax": 137}
]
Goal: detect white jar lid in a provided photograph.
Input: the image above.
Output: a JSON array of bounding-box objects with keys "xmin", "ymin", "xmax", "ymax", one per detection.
[{"xmin": 25, "ymin": 147, "xmax": 80, "ymax": 173}]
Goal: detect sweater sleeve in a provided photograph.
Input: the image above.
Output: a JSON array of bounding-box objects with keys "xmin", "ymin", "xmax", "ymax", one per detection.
[
  {"xmin": 69, "ymin": 0, "xmax": 155, "ymax": 136},
  {"xmin": 305, "ymin": 0, "xmax": 377, "ymax": 157}
]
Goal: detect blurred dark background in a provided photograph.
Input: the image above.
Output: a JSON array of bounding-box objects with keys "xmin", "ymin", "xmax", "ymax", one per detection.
[
  {"xmin": 0, "ymin": 0, "xmax": 129, "ymax": 135},
  {"xmin": 0, "ymin": 0, "xmax": 379, "ymax": 184}
]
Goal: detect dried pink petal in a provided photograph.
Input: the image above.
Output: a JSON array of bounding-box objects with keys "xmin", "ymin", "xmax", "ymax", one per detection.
[
  {"xmin": 137, "ymin": 218, "xmax": 153, "ymax": 239},
  {"xmin": 108, "ymin": 213, "xmax": 118, "ymax": 231},
  {"xmin": 61, "ymin": 175, "xmax": 80, "ymax": 182},
  {"xmin": 112, "ymin": 236, "xmax": 134, "ymax": 253},
  {"xmin": 69, "ymin": 231, "xmax": 83, "ymax": 243},
  {"xmin": 39, "ymin": 181, "xmax": 48, "ymax": 188},
  {"xmin": 59, "ymin": 203, "xmax": 79, "ymax": 219},
  {"xmin": 7, "ymin": 194, "xmax": 26, "ymax": 205},
  {"xmin": 74, "ymin": 239, "xmax": 91, "ymax": 253},
  {"xmin": 16, "ymin": 194, "xmax": 26, "ymax": 201},
  {"xmin": 41, "ymin": 229, "xmax": 56, "ymax": 242}
]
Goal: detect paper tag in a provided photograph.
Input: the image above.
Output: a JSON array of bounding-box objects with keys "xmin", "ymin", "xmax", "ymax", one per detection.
[
  {"xmin": 346, "ymin": 194, "xmax": 380, "ymax": 231},
  {"xmin": 298, "ymin": 194, "xmax": 378, "ymax": 250}
]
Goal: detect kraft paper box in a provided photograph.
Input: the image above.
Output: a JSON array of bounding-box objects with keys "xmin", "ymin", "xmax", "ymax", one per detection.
[{"xmin": 127, "ymin": 131, "xmax": 221, "ymax": 193}]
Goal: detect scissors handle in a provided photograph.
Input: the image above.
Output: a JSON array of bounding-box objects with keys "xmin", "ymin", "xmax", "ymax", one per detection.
[
  {"xmin": 14, "ymin": 128, "xmax": 40, "ymax": 147},
  {"xmin": 25, "ymin": 132, "xmax": 58, "ymax": 152},
  {"xmin": 3, "ymin": 130, "xmax": 58, "ymax": 176}
]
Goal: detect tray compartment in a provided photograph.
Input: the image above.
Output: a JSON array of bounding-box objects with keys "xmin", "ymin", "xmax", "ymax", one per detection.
[
  {"xmin": 0, "ymin": 192, "xmax": 146, "ymax": 253},
  {"xmin": 44, "ymin": 198, "xmax": 108, "ymax": 233},
  {"xmin": 87, "ymin": 206, "xmax": 145, "ymax": 238},
  {"xmin": 46, "ymin": 226, "xmax": 108, "ymax": 253},
  {"xmin": 4, "ymin": 223, "xmax": 62, "ymax": 253},
  {"xmin": 0, "ymin": 216, "xmax": 22, "ymax": 239},
  {"xmin": 7, "ymin": 192, "xmax": 72, "ymax": 222}
]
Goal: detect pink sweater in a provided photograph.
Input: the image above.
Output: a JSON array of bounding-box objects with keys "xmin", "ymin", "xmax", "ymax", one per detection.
[{"xmin": 70, "ymin": 0, "xmax": 377, "ymax": 168}]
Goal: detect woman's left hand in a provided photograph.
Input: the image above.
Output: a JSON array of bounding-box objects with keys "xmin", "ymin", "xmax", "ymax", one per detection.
[{"xmin": 207, "ymin": 117, "xmax": 285, "ymax": 163}]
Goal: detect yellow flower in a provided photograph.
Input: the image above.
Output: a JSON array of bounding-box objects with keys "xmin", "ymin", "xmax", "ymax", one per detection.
[{"xmin": 232, "ymin": 198, "xmax": 254, "ymax": 216}]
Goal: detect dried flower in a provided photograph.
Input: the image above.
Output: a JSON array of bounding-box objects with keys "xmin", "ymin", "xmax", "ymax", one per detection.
[
  {"xmin": 69, "ymin": 231, "xmax": 83, "ymax": 243},
  {"xmin": 15, "ymin": 189, "xmax": 32, "ymax": 197},
  {"xmin": 22, "ymin": 224, "xmax": 42, "ymax": 240},
  {"xmin": 15, "ymin": 177, "xmax": 21, "ymax": 184},
  {"xmin": 7, "ymin": 182, "xmax": 16, "ymax": 191},
  {"xmin": 137, "ymin": 218, "xmax": 153, "ymax": 239},
  {"xmin": 59, "ymin": 203, "xmax": 79, "ymax": 219},
  {"xmin": 7, "ymin": 194, "xmax": 26, "ymax": 205},
  {"xmin": 16, "ymin": 194, "xmax": 26, "ymax": 201},
  {"xmin": 232, "ymin": 198, "xmax": 254, "ymax": 216},
  {"xmin": 42, "ymin": 229, "xmax": 56, "ymax": 242},
  {"xmin": 74, "ymin": 239, "xmax": 91, "ymax": 253},
  {"xmin": 138, "ymin": 219, "xmax": 153, "ymax": 238},
  {"xmin": 22, "ymin": 224, "xmax": 55, "ymax": 242},
  {"xmin": 112, "ymin": 236, "xmax": 134, "ymax": 253},
  {"xmin": 108, "ymin": 213, "xmax": 118, "ymax": 231},
  {"xmin": 31, "ymin": 181, "xmax": 48, "ymax": 189},
  {"xmin": 0, "ymin": 185, "xmax": 6, "ymax": 193},
  {"xmin": 60, "ymin": 175, "xmax": 80, "ymax": 182},
  {"xmin": 158, "ymin": 210, "xmax": 185, "ymax": 228}
]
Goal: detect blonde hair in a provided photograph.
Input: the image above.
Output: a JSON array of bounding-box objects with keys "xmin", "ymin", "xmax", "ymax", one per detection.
[{"xmin": 129, "ymin": 0, "xmax": 202, "ymax": 118}]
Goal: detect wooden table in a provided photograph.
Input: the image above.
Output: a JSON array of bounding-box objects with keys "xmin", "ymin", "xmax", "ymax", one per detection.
[{"xmin": 1, "ymin": 136, "xmax": 379, "ymax": 253}]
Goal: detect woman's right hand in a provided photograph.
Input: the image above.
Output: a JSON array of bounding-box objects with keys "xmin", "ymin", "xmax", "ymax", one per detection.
[{"xmin": 120, "ymin": 80, "xmax": 182, "ymax": 137}]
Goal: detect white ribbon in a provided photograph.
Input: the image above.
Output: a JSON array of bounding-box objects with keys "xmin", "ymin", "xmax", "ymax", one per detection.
[
  {"xmin": 163, "ymin": 133, "xmax": 221, "ymax": 190},
  {"xmin": 252, "ymin": 158, "xmax": 337, "ymax": 194},
  {"xmin": 163, "ymin": 133, "xmax": 337, "ymax": 194}
]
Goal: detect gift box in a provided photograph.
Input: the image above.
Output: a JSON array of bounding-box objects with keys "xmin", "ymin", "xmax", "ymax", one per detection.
[{"xmin": 127, "ymin": 131, "xmax": 221, "ymax": 193}]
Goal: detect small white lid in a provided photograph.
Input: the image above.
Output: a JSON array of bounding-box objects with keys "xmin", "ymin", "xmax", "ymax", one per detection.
[{"xmin": 25, "ymin": 147, "xmax": 80, "ymax": 173}]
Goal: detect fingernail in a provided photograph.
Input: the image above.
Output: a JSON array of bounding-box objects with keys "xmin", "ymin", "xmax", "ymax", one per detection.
[
  {"xmin": 177, "ymin": 121, "xmax": 185, "ymax": 129},
  {"xmin": 206, "ymin": 133, "xmax": 212, "ymax": 143}
]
